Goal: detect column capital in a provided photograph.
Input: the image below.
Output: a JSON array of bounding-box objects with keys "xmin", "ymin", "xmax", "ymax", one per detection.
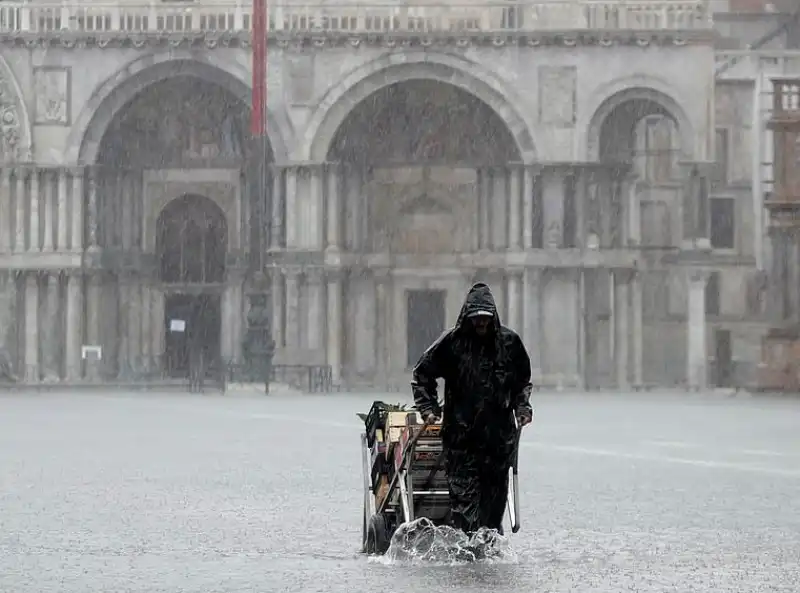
[
  {"xmin": 305, "ymin": 266, "xmax": 325, "ymax": 282},
  {"xmin": 373, "ymin": 267, "xmax": 392, "ymax": 284},
  {"xmin": 325, "ymin": 268, "xmax": 348, "ymax": 283},
  {"xmin": 523, "ymin": 266, "xmax": 543, "ymax": 281},
  {"xmin": 613, "ymin": 268, "xmax": 635, "ymax": 283},
  {"xmin": 283, "ymin": 265, "xmax": 303, "ymax": 278},
  {"xmin": 687, "ymin": 268, "xmax": 712, "ymax": 285}
]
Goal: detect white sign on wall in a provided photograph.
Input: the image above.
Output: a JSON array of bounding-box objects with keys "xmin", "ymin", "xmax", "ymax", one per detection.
[
  {"xmin": 170, "ymin": 319, "xmax": 186, "ymax": 332},
  {"xmin": 81, "ymin": 345, "xmax": 102, "ymax": 361}
]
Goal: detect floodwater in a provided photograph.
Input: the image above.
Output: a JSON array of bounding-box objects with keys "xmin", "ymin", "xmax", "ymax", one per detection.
[{"xmin": 1, "ymin": 390, "xmax": 799, "ymax": 592}]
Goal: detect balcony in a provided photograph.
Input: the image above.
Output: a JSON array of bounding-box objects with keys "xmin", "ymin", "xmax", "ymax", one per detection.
[
  {"xmin": 0, "ymin": 1, "xmax": 711, "ymax": 35},
  {"xmin": 715, "ymin": 50, "xmax": 800, "ymax": 80}
]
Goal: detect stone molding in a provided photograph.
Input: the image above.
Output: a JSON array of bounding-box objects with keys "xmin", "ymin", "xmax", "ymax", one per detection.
[
  {"xmin": 0, "ymin": 30, "xmax": 713, "ymax": 51},
  {"xmin": 0, "ymin": 56, "xmax": 30, "ymax": 163}
]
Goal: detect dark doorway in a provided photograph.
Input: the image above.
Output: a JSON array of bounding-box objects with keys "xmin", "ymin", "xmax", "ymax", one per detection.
[
  {"xmin": 164, "ymin": 293, "xmax": 221, "ymax": 378},
  {"xmin": 714, "ymin": 329, "xmax": 733, "ymax": 388},
  {"xmin": 157, "ymin": 194, "xmax": 227, "ymax": 285},
  {"xmin": 407, "ymin": 290, "xmax": 446, "ymax": 368}
]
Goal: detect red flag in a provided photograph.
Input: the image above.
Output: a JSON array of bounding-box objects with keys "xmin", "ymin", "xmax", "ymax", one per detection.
[{"xmin": 251, "ymin": 0, "xmax": 267, "ymax": 137}]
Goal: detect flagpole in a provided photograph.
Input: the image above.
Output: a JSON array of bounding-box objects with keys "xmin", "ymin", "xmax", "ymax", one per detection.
[{"xmin": 251, "ymin": 0, "xmax": 268, "ymax": 263}]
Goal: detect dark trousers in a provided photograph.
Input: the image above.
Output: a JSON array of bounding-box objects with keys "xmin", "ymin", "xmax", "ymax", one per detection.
[{"xmin": 445, "ymin": 448, "xmax": 510, "ymax": 534}]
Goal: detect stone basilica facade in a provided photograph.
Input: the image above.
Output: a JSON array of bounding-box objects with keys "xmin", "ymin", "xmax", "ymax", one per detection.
[{"xmin": 0, "ymin": 1, "xmax": 773, "ymax": 389}]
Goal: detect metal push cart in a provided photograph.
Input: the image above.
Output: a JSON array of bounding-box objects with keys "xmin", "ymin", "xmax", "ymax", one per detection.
[{"xmin": 359, "ymin": 402, "xmax": 524, "ymax": 555}]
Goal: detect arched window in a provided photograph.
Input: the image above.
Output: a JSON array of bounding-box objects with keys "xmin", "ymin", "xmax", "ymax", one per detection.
[
  {"xmin": 633, "ymin": 115, "xmax": 680, "ymax": 184},
  {"xmin": 156, "ymin": 195, "xmax": 227, "ymax": 284}
]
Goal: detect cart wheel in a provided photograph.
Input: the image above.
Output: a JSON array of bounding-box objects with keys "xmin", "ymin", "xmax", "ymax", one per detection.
[{"xmin": 365, "ymin": 513, "xmax": 392, "ymax": 555}]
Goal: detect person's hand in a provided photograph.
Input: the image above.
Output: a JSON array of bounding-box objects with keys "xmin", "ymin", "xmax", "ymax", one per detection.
[
  {"xmin": 422, "ymin": 411, "xmax": 440, "ymax": 424},
  {"xmin": 516, "ymin": 410, "xmax": 532, "ymax": 427}
]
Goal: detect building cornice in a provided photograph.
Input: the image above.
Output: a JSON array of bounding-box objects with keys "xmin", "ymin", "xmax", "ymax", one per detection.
[{"xmin": 0, "ymin": 30, "xmax": 715, "ymax": 51}]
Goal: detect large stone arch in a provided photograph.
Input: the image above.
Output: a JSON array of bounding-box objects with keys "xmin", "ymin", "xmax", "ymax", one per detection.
[
  {"xmin": 300, "ymin": 52, "xmax": 537, "ymax": 163},
  {"xmin": 65, "ymin": 52, "xmax": 290, "ymax": 164},
  {"xmin": 584, "ymin": 75, "xmax": 695, "ymax": 163},
  {"xmin": 0, "ymin": 55, "xmax": 32, "ymax": 163}
]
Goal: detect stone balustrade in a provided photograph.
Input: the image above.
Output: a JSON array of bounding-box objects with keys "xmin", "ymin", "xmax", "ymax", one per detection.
[
  {"xmin": 715, "ymin": 49, "xmax": 800, "ymax": 80},
  {"xmin": 0, "ymin": 0, "xmax": 711, "ymax": 35}
]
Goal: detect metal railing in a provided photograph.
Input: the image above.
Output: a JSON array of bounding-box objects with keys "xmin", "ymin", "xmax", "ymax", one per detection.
[
  {"xmin": 0, "ymin": 1, "xmax": 711, "ymax": 35},
  {"xmin": 226, "ymin": 362, "xmax": 333, "ymax": 393}
]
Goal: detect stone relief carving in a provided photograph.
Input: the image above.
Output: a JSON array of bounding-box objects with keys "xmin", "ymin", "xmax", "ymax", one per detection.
[
  {"xmin": 34, "ymin": 67, "xmax": 70, "ymax": 125},
  {"xmin": 538, "ymin": 66, "xmax": 576, "ymax": 127},
  {"xmin": 286, "ymin": 55, "xmax": 314, "ymax": 105},
  {"xmin": 0, "ymin": 66, "xmax": 25, "ymax": 162}
]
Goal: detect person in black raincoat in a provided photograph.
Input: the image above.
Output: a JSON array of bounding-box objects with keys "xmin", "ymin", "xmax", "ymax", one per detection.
[{"xmin": 411, "ymin": 282, "xmax": 533, "ymax": 535}]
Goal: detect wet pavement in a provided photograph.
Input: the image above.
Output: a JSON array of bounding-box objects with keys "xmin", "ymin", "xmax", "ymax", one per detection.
[{"xmin": 1, "ymin": 390, "xmax": 799, "ymax": 593}]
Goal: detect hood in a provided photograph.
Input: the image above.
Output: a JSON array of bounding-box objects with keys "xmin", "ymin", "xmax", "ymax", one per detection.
[{"xmin": 454, "ymin": 282, "xmax": 502, "ymax": 333}]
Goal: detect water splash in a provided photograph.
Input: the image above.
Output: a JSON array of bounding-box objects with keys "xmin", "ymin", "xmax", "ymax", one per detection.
[{"xmin": 372, "ymin": 518, "xmax": 519, "ymax": 565}]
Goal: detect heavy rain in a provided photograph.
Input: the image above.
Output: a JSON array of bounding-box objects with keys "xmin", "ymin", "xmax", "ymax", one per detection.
[{"xmin": 1, "ymin": 0, "xmax": 800, "ymax": 591}]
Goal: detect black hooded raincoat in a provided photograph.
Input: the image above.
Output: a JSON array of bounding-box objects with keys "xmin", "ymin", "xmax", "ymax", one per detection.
[{"xmin": 411, "ymin": 282, "xmax": 533, "ymax": 534}]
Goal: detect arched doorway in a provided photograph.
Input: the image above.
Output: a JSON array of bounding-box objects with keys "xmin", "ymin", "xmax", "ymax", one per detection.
[
  {"xmin": 589, "ymin": 90, "xmax": 686, "ymax": 388},
  {"xmin": 94, "ymin": 73, "xmax": 271, "ymax": 379},
  {"xmin": 326, "ymin": 79, "xmax": 521, "ymax": 376},
  {"xmin": 156, "ymin": 195, "xmax": 227, "ymax": 378}
]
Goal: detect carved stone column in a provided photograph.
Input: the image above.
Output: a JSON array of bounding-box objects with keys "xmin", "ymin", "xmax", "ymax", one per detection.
[
  {"xmin": 127, "ymin": 278, "xmax": 142, "ymax": 374},
  {"xmin": 71, "ymin": 167, "xmax": 84, "ymax": 252},
  {"xmin": 29, "ymin": 168, "xmax": 39, "ymax": 251},
  {"xmin": 522, "ymin": 267, "xmax": 542, "ymax": 381},
  {"xmin": 522, "ymin": 166, "xmax": 535, "ymax": 250},
  {"xmin": 14, "ymin": 168, "xmax": 25, "ymax": 252},
  {"xmin": 42, "ymin": 170, "xmax": 54, "ymax": 252},
  {"xmin": 57, "ymin": 169, "xmax": 68, "ymax": 251},
  {"xmin": 306, "ymin": 268, "xmax": 324, "ymax": 354},
  {"xmin": 478, "ymin": 168, "xmax": 491, "ymax": 251},
  {"xmin": 42, "ymin": 273, "xmax": 60, "ymax": 380},
  {"xmin": 613, "ymin": 270, "xmax": 630, "ymax": 389},
  {"xmin": 326, "ymin": 270, "xmax": 343, "ymax": 384},
  {"xmin": 150, "ymin": 286, "xmax": 165, "ymax": 367},
  {"xmin": 65, "ymin": 272, "xmax": 82, "ymax": 382},
  {"xmin": 625, "ymin": 173, "xmax": 640, "ymax": 247},
  {"xmin": 506, "ymin": 269, "xmax": 522, "ymax": 332},
  {"xmin": 308, "ymin": 164, "xmax": 324, "ymax": 251},
  {"xmin": 631, "ymin": 270, "xmax": 644, "ymax": 388},
  {"xmin": 119, "ymin": 172, "xmax": 132, "ymax": 250},
  {"xmin": 326, "ymin": 163, "xmax": 341, "ymax": 251},
  {"xmin": 375, "ymin": 268, "xmax": 391, "ymax": 383},
  {"xmin": 543, "ymin": 169, "xmax": 565, "ymax": 249},
  {"xmin": 687, "ymin": 270, "xmax": 709, "ymax": 390},
  {"xmin": 269, "ymin": 166, "xmax": 283, "ymax": 251},
  {"xmin": 116, "ymin": 275, "xmax": 131, "ymax": 378},
  {"xmin": 87, "ymin": 167, "xmax": 99, "ymax": 251},
  {"xmin": 85, "ymin": 274, "xmax": 102, "ymax": 380},
  {"xmin": 353, "ymin": 269, "xmax": 376, "ymax": 376},
  {"xmin": 285, "ymin": 167, "xmax": 298, "ymax": 249},
  {"xmin": 508, "ymin": 164, "xmax": 522, "ymax": 251},
  {"xmin": 491, "ymin": 167, "xmax": 507, "ymax": 250},
  {"xmin": 284, "ymin": 267, "xmax": 301, "ymax": 352},
  {"xmin": 24, "ymin": 272, "xmax": 39, "ymax": 382},
  {"xmin": 0, "ymin": 168, "xmax": 10, "ymax": 252},
  {"xmin": 140, "ymin": 282, "xmax": 152, "ymax": 371},
  {"xmin": 270, "ymin": 268, "xmax": 284, "ymax": 349}
]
